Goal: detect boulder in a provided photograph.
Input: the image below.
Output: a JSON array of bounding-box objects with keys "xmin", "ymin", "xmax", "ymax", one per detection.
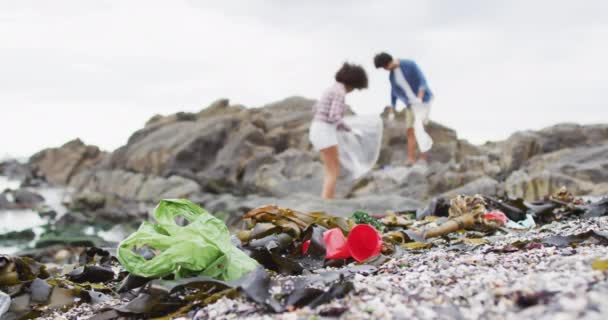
[
  {"xmin": 247, "ymin": 149, "xmax": 325, "ymax": 197},
  {"xmin": 0, "ymin": 160, "xmax": 31, "ymax": 180},
  {"xmin": 378, "ymin": 112, "xmax": 482, "ymax": 166},
  {"xmin": 29, "ymin": 139, "xmax": 107, "ymax": 185},
  {"xmin": 504, "ymin": 142, "xmax": 608, "ymax": 200},
  {"xmin": 497, "ymin": 123, "xmax": 608, "ymax": 174},
  {"xmin": 348, "ymin": 165, "xmax": 428, "ymax": 200},
  {"xmin": 69, "ymin": 169, "xmax": 200, "ymax": 203},
  {"xmin": 505, "ymin": 170, "xmax": 594, "ymax": 201},
  {"xmin": 13, "ymin": 189, "xmax": 45, "ymax": 208},
  {"xmin": 0, "ymin": 189, "xmax": 45, "ymax": 209},
  {"xmin": 68, "ymin": 192, "xmax": 107, "ymax": 212},
  {"xmin": 440, "ymin": 176, "xmax": 503, "ymax": 199}
]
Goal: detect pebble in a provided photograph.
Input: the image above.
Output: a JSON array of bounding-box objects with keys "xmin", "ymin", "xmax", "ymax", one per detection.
[{"xmin": 44, "ymin": 216, "xmax": 608, "ymax": 320}]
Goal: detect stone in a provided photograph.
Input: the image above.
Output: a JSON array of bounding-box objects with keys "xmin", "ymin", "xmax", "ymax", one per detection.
[
  {"xmin": 68, "ymin": 192, "xmax": 107, "ymax": 212},
  {"xmin": 348, "ymin": 165, "xmax": 429, "ymax": 200},
  {"xmin": 505, "ymin": 170, "xmax": 594, "ymax": 201},
  {"xmin": 68, "ymin": 169, "xmax": 199, "ymax": 203},
  {"xmin": 29, "ymin": 139, "xmax": 107, "ymax": 185},
  {"xmin": 13, "ymin": 189, "xmax": 45, "ymax": 208},
  {"xmin": 440, "ymin": 176, "xmax": 503, "ymax": 199},
  {"xmin": 0, "ymin": 160, "xmax": 32, "ymax": 180},
  {"xmin": 497, "ymin": 123, "xmax": 608, "ymax": 174},
  {"xmin": 504, "ymin": 143, "xmax": 608, "ymax": 200}
]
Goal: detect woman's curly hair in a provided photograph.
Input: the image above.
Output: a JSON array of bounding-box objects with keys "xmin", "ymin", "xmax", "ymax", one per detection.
[{"xmin": 335, "ymin": 62, "xmax": 368, "ymax": 90}]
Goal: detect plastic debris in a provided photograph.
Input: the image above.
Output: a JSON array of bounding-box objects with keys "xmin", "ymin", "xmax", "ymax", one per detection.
[
  {"xmin": 505, "ymin": 214, "xmax": 536, "ymax": 230},
  {"xmin": 485, "ymin": 211, "xmax": 508, "ymax": 225},
  {"xmin": 322, "ymin": 225, "xmax": 383, "ymax": 262},
  {"xmin": 323, "ymin": 228, "xmax": 350, "ymax": 259},
  {"xmin": 117, "ymin": 199, "xmax": 258, "ymax": 281},
  {"xmin": 347, "ymin": 224, "xmax": 383, "ymax": 262},
  {"xmin": 0, "ymin": 291, "xmax": 10, "ymax": 318},
  {"xmin": 337, "ymin": 115, "xmax": 383, "ymax": 179}
]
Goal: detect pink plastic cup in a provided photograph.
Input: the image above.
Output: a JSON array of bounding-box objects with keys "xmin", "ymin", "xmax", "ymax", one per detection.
[{"xmin": 323, "ymin": 228, "xmax": 350, "ymax": 259}]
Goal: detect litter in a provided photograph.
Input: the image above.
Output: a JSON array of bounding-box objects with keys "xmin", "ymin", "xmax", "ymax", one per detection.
[
  {"xmin": 337, "ymin": 115, "xmax": 383, "ymax": 179},
  {"xmin": 505, "ymin": 214, "xmax": 536, "ymax": 230},
  {"xmin": 117, "ymin": 199, "xmax": 258, "ymax": 281},
  {"xmin": 323, "ymin": 228, "xmax": 350, "ymax": 259}
]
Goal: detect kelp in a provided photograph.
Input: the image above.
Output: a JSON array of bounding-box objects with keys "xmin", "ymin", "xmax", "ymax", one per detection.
[
  {"xmin": 352, "ymin": 211, "xmax": 385, "ymax": 232},
  {"xmin": 240, "ymin": 205, "xmax": 352, "ymax": 243},
  {"xmin": 0, "ymin": 255, "xmax": 49, "ymax": 286},
  {"xmin": 3, "ymin": 191, "xmax": 608, "ymax": 319},
  {"xmin": 239, "ymin": 206, "xmax": 356, "ymax": 275},
  {"xmin": 592, "ymin": 259, "xmax": 608, "ymax": 271},
  {"xmin": 541, "ymin": 230, "xmax": 608, "ymax": 247}
]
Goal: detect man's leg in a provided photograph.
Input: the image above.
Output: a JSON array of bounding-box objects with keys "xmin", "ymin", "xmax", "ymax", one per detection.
[
  {"xmin": 405, "ymin": 108, "xmax": 417, "ymax": 165},
  {"xmin": 320, "ymin": 145, "xmax": 340, "ymax": 199},
  {"xmin": 407, "ymin": 128, "xmax": 417, "ymax": 165}
]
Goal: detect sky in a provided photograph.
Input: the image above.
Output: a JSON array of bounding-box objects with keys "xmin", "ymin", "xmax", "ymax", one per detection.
[{"xmin": 1, "ymin": 0, "xmax": 607, "ymax": 158}]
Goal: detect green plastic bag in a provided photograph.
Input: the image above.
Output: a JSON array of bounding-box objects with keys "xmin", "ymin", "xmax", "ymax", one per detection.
[{"xmin": 117, "ymin": 199, "xmax": 258, "ymax": 281}]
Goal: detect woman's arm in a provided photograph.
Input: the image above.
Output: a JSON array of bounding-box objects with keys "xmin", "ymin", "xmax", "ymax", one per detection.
[{"xmin": 327, "ymin": 92, "xmax": 350, "ymax": 131}]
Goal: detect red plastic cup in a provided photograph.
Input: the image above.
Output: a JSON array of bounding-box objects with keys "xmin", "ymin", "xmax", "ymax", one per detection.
[
  {"xmin": 323, "ymin": 228, "xmax": 350, "ymax": 259},
  {"xmin": 302, "ymin": 240, "xmax": 311, "ymax": 254},
  {"xmin": 347, "ymin": 224, "xmax": 382, "ymax": 262},
  {"xmin": 485, "ymin": 211, "xmax": 507, "ymax": 225}
]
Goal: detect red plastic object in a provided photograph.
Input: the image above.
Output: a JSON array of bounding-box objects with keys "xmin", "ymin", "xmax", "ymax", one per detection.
[
  {"xmin": 302, "ymin": 240, "xmax": 310, "ymax": 254},
  {"xmin": 347, "ymin": 224, "xmax": 383, "ymax": 262},
  {"xmin": 323, "ymin": 228, "xmax": 350, "ymax": 259},
  {"xmin": 485, "ymin": 211, "xmax": 507, "ymax": 225}
]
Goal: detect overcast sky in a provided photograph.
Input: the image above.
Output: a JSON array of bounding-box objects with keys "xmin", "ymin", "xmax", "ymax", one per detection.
[{"xmin": 1, "ymin": 0, "xmax": 607, "ymax": 158}]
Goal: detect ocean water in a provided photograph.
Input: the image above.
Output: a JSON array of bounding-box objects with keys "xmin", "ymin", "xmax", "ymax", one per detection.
[
  {"xmin": 0, "ymin": 175, "xmax": 135, "ymax": 254},
  {"xmin": 0, "ymin": 176, "xmax": 70, "ymax": 254}
]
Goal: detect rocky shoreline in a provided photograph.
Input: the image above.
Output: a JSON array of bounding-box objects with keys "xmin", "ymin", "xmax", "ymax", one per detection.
[
  {"xmin": 1, "ymin": 96, "xmax": 608, "ymax": 319},
  {"xmin": 5, "ymin": 96, "xmax": 607, "ymax": 225}
]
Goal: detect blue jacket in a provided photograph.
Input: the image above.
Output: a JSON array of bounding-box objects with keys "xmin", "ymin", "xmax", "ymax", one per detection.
[{"xmin": 389, "ymin": 59, "xmax": 433, "ymax": 108}]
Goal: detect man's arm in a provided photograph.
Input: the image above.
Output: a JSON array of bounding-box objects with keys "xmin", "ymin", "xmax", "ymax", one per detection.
[
  {"xmin": 413, "ymin": 61, "xmax": 429, "ymax": 101},
  {"xmin": 391, "ymin": 89, "xmax": 397, "ymax": 110}
]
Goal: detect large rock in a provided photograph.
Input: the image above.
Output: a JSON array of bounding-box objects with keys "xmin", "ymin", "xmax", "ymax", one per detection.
[
  {"xmin": 0, "ymin": 160, "xmax": 31, "ymax": 180},
  {"xmin": 348, "ymin": 165, "xmax": 429, "ymax": 200},
  {"xmin": 440, "ymin": 176, "xmax": 503, "ymax": 199},
  {"xmin": 69, "ymin": 169, "xmax": 200, "ymax": 202},
  {"xmin": 505, "ymin": 170, "xmax": 594, "ymax": 201},
  {"xmin": 378, "ymin": 108, "xmax": 482, "ymax": 166},
  {"xmin": 497, "ymin": 123, "xmax": 608, "ymax": 174},
  {"xmin": 0, "ymin": 188, "xmax": 45, "ymax": 209},
  {"xmin": 504, "ymin": 142, "xmax": 608, "ymax": 200},
  {"xmin": 245, "ymin": 148, "xmax": 325, "ymax": 197},
  {"xmin": 29, "ymin": 139, "xmax": 107, "ymax": 185},
  {"xmin": 108, "ymin": 97, "xmax": 315, "ymax": 192}
]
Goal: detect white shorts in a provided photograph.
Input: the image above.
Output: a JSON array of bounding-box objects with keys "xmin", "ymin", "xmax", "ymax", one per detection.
[{"xmin": 309, "ymin": 120, "xmax": 338, "ymax": 151}]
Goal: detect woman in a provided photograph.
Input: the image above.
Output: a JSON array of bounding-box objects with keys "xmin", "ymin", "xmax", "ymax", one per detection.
[{"xmin": 309, "ymin": 62, "xmax": 368, "ymax": 199}]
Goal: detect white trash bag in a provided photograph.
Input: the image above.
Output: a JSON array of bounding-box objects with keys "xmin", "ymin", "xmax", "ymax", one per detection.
[
  {"xmin": 411, "ymin": 103, "xmax": 433, "ymax": 152},
  {"xmin": 337, "ymin": 115, "xmax": 383, "ymax": 179}
]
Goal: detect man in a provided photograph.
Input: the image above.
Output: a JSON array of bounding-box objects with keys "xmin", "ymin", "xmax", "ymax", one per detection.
[{"xmin": 374, "ymin": 52, "xmax": 434, "ymax": 165}]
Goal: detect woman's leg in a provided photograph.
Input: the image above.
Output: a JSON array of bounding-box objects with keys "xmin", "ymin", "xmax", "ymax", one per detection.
[{"xmin": 319, "ymin": 145, "xmax": 340, "ymax": 199}]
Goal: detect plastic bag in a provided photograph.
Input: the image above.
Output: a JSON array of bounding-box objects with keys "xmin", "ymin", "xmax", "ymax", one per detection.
[
  {"xmin": 117, "ymin": 199, "xmax": 258, "ymax": 281},
  {"xmin": 505, "ymin": 214, "xmax": 536, "ymax": 230},
  {"xmin": 411, "ymin": 103, "xmax": 433, "ymax": 152},
  {"xmin": 337, "ymin": 115, "xmax": 383, "ymax": 179},
  {"xmin": 0, "ymin": 291, "xmax": 9, "ymax": 318}
]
